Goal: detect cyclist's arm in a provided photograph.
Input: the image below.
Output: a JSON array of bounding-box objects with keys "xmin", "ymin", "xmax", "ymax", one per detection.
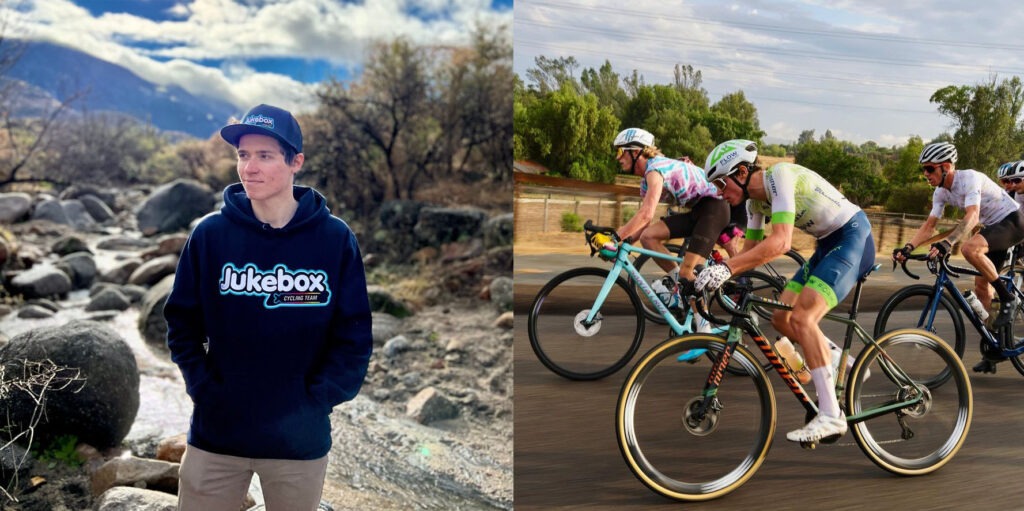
[
  {"xmin": 942, "ymin": 204, "xmax": 980, "ymax": 247},
  {"xmin": 905, "ymin": 215, "xmax": 940, "ymax": 250},
  {"xmin": 726, "ymin": 222, "xmax": 793, "ymax": 275},
  {"xmin": 617, "ymin": 171, "xmax": 663, "ymax": 241}
]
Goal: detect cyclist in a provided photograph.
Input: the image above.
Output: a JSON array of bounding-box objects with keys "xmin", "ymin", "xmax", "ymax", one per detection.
[
  {"xmin": 593, "ymin": 128, "xmax": 730, "ymax": 311},
  {"xmin": 893, "ymin": 143, "xmax": 1024, "ymax": 373},
  {"xmin": 998, "ymin": 160, "xmax": 1024, "ymax": 209},
  {"xmin": 694, "ymin": 139, "xmax": 875, "ymax": 443}
]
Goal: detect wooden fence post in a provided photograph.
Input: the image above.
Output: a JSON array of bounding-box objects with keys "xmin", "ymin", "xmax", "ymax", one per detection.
[{"xmin": 543, "ymin": 194, "xmax": 549, "ymax": 233}]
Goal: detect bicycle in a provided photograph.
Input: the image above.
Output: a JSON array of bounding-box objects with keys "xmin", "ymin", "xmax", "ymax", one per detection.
[
  {"xmin": 526, "ymin": 221, "xmax": 784, "ymax": 381},
  {"xmin": 875, "ymin": 252, "xmax": 1024, "ymax": 379},
  {"xmin": 629, "ymin": 240, "xmax": 806, "ymax": 325},
  {"xmin": 616, "ymin": 269, "xmax": 973, "ymax": 501}
]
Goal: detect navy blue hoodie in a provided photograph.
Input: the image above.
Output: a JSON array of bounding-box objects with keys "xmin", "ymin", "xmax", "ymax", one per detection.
[{"xmin": 165, "ymin": 184, "xmax": 372, "ymax": 460}]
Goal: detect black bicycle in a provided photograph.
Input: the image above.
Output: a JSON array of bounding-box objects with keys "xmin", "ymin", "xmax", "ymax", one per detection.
[{"xmin": 874, "ymin": 253, "xmax": 1024, "ymax": 381}]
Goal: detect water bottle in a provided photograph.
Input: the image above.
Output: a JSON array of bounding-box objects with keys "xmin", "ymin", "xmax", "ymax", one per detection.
[
  {"xmin": 774, "ymin": 337, "xmax": 811, "ymax": 384},
  {"xmin": 963, "ymin": 290, "xmax": 989, "ymax": 321}
]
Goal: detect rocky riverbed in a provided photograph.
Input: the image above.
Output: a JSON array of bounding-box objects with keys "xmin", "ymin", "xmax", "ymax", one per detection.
[{"xmin": 0, "ymin": 183, "xmax": 513, "ymax": 510}]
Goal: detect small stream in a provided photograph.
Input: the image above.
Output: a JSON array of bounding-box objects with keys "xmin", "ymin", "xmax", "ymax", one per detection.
[{"xmin": 0, "ymin": 288, "xmax": 193, "ymax": 451}]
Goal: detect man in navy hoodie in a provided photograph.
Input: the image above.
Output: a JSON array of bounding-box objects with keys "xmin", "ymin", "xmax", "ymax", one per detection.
[{"xmin": 165, "ymin": 104, "xmax": 373, "ymax": 510}]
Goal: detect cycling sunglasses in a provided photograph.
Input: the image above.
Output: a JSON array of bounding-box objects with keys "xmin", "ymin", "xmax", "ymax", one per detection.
[
  {"xmin": 616, "ymin": 147, "xmax": 642, "ymax": 158},
  {"xmin": 1002, "ymin": 177, "xmax": 1023, "ymax": 185},
  {"xmin": 920, "ymin": 164, "xmax": 944, "ymax": 174},
  {"xmin": 711, "ymin": 177, "xmax": 728, "ymax": 192}
]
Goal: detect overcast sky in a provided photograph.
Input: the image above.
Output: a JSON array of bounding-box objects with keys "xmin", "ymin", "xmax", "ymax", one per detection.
[
  {"xmin": 3, "ymin": 0, "xmax": 512, "ymax": 114},
  {"xmin": 514, "ymin": 0, "xmax": 1024, "ymax": 147}
]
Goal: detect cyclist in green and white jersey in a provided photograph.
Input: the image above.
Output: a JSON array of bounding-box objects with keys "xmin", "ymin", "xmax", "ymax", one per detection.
[{"xmin": 695, "ymin": 140, "xmax": 876, "ymax": 443}]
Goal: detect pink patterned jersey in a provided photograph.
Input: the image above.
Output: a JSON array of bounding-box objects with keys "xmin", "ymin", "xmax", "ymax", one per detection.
[{"xmin": 640, "ymin": 156, "xmax": 719, "ymax": 206}]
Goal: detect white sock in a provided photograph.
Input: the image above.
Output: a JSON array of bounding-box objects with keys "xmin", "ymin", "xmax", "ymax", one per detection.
[{"xmin": 811, "ymin": 366, "xmax": 840, "ymax": 418}]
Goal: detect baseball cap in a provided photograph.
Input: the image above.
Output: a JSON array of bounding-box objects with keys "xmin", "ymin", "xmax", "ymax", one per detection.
[{"xmin": 220, "ymin": 104, "xmax": 303, "ymax": 153}]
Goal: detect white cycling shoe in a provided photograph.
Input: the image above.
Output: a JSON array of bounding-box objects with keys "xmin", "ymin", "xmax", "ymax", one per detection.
[{"xmin": 786, "ymin": 413, "xmax": 848, "ymax": 443}]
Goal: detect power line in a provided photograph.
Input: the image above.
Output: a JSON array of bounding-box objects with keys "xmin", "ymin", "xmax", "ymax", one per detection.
[
  {"xmin": 515, "ymin": 40, "xmax": 951, "ymax": 98},
  {"xmin": 518, "ymin": 0, "xmax": 1024, "ymax": 53},
  {"xmin": 515, "ymin": 18, "xmax": 1024, "ymax": 76}
]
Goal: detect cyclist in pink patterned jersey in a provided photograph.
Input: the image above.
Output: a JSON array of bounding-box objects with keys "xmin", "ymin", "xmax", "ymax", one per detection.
[{"xmin": 592, "ymin": 128, "xmax": 730, "ymax": 308}]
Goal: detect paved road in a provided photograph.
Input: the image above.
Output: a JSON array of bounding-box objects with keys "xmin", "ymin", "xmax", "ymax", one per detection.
[{"xmin": 513, "ymin": 254, "xmax": 1024, "ymax": 510}]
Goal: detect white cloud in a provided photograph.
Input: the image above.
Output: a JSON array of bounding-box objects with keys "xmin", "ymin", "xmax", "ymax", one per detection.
[{"xmin": 1, "ymin": 0, "xmax": 507, "ymax": 111}]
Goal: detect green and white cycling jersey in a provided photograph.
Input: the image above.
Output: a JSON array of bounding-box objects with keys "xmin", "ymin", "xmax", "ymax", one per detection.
[{"xmin": 745, "ymin": 162, "xmax": 860, "ymax": 240}]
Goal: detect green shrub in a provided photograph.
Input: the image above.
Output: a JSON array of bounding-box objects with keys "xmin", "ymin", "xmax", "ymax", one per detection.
[
  {"xmin": 561, "ymin": 212, "xmax": 583, "ymax": 232},
  {"xmin": 621, "ymin": 205, "xmax": 637, "ymax": 224},
  {"xmin": 883, "ymin": 182, "xmax": 934, "ymax": 215}
]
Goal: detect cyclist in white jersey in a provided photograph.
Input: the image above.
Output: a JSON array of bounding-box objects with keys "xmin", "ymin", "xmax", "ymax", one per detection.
[
  {"xmin": 593, "ymin": 128, "xmax": 730, "ymax": 309},
  {"xmin": 894, "ymin": 143, "xmax": 1024, "ymax": 373},
  {"xmin": 997, "ymin": 160, "xmax": 1024, "ymax": 209},
  {"xmin": 695, "ymin": 140, "xmax": 875, "ymax": 444}
]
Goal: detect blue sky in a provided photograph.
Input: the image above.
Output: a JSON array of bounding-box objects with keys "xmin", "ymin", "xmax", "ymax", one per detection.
[
  {"xmin": 514, "ymin": 0, "xmax": 1024, "ymax": 147},
  {"xmin": 7, "ymin": 0, "xmax": 512, "ymax": 113}
]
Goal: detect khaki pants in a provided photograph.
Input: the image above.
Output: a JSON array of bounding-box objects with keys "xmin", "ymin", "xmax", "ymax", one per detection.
[{"xmin": 177, "ymin": 444, "xmax": 329, "ymax": 511}]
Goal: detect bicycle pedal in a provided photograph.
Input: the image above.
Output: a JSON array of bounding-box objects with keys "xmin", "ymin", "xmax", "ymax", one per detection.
[{"xmin": 799, "ymin": 440, "xmax": 816, "ymax": 450}]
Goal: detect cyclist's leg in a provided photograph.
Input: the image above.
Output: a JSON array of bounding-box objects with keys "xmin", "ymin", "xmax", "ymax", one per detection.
[
  {"xmin": 637, "ymin": 221, "xmax": 678, "ymax": 273},
  {"xmin": 662, "ymin": 198, "xmax": 730, "ymax": 280},
  {"xmin": 784, "ymin": 213, "xmax": 873, "ymax": 442},
  {"xmin": 961, "ymin": 232, "xmax": 998, "ymax": 309}
]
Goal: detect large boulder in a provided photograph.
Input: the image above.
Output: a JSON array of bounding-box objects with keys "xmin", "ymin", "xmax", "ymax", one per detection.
[
  {"xmin": 483, "ymin": 213, "xmax": 513, "ymax": 248},
  {"xmin": 61, "ymin": 199, "xmax": 97, "ymax": 231},
  {"xmin": 79, "ymin": 194, "xmax": 115, "ymax": 223},
  {"xmin": 128, "ymin": 254, "xmax": 178, "ymax": 286},
  {"xmin": 90, "ymin": 456, "xmax": 179, "ymax": 496},
  {"xmin": 414, "ymin": 207, "xmax": 487, "ymax": 246},
  {"xmin": 31, "ymin": 198, "xmax": 71, "ymax": 226},
  {"xmin": 57, "ymin": 251, "xmax": 98, "ymax": 289},
  {"xmin": 95, "ymin": 486, "xmax": 177, "ymax": 511},
  {"xmin": 51, "ymin": 234, "xmax": 91, "ymax": 256},
  {"xmin": 59, "ymin": 184, "xmax": 118, "ymax": 210},
  {"xmin": 135, "ymin": 179, "xmax": 214, "ymax": 236},
  {"xmin": 0, "ymin": 320, "xmax": 140, "ymax": 449},
  {"xmin": 138, "ymin": 275, "xmax": 175, "ymax": 352},
  {"xmin": 9, "ymin": 263, "xmax": 72, "ymax": 298},
  {"xmin": 86, "ymin": 288, "xmax": 131, "ymax": 312},
  {"xmin": 0, "ymin": 192, "xmax": 31, "ymax": 223},
  {"xmin": 99, "ymin": 259, "xmax": 143, "ymax": 285}
]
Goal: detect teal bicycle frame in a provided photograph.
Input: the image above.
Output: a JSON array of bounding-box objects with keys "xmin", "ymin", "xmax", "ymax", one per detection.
[{"xmin": 585, "ymin": 241, "xmax": 729, "ymax": 342}]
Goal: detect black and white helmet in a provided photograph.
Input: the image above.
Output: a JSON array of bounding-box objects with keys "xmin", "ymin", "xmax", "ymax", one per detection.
[
  {"xmin": 1006, "ymin": 160, "xmax": 1024, "ymax": 180},
  {"xmin": 998, "ymin": 161, "xmax": 1019, "ymax": 179},
  {"xmin": 919, "ymin": 142, "xmax": 958, "ymax": 165}
]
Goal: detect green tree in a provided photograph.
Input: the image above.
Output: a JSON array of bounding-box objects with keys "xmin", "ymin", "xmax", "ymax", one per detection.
[
  {"xmin": 581, "ymin": 60, "xmax": 627, "ymax": 119},
  {"xmin": 712, "ymin": 91, "xmax": 760, "ymax": 133},
  {"xmin": 930, "ymin": 76, "xmax": 1024, "ymax": 173},
  {"xmin": 515, "ymin": 84, "xmax": 619, "ymax": 182},
  {"xmin": 525, "ymin": 55, "xmax": 581, "ymax": 94}
]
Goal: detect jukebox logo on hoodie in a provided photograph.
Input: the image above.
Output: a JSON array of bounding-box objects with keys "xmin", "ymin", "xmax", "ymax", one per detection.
[{"xmin": 219, "ymin": 263, "xmax": 331, "ymax": 308}]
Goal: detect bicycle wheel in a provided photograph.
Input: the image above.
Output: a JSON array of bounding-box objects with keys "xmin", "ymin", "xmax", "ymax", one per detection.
[
  {"xmin": 617, "ymin": 334, "xmax": 775, "ymax": 501},
  {"xmin": 872, "ymin": 285, "xmax": 966, "ymax": 388},
  {"xmin": 847, "ymin": 329, "xmax": 972, "ymax": 475},
  {"xmin": 630, "ymin": 243, "xmax": 684, "ymax": 324},
  {"xmin": 1001, "ymin": 265, "xmax": 1024, "ymax": 376},
  {"xmin": 528, "ymin": 267, "xmax": 646, "ymax": 380}
]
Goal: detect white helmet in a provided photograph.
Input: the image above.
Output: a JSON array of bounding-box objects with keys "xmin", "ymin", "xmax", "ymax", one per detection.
[
  {"xmin": 613, "ymin": 128, "xmax": 655, "ymax": 148},
  {"xmin": 1004, "ymin": 160, "xmax": 1024, "ymax": 180},
  {"xmin": 919, "ymin": 142, "xmax": 958, "ymax": 164},
  {"xmin": 705, "ymin": 139, "xmax": 758, "ymax": 182},
  {"xmin": 998, "ymin": 161, "xmax": 1018, "ymax": 179}
]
